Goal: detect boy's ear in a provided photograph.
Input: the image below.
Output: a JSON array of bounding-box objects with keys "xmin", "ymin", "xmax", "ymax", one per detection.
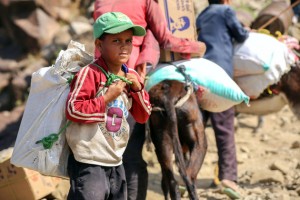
[{"xmin": 95, "ymin": 39, "xmax": 102, "ymax": 51}]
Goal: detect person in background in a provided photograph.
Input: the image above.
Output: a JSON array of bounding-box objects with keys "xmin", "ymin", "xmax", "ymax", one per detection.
[
  {"xmin": 291, "ymin": 0, "xmax": 300, "ymax": 23},
  {"xmin": 93, "ymin": 1, "xmax": 207, "ymax": 199},
  {"xmin": 65, "ymin": 12, "xmax": 151, "ymax": 200},
  {"xmin": 196, "ymin": 0, "xmax": 249, "ymax": 198}
]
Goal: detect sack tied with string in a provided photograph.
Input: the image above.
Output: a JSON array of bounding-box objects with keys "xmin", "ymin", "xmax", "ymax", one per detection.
[
  {"xmin": 11, "ymin": 41, "xmax": 93, "ymax": 178},
  {"xmin": 145, "ymin": 58, "xmax": 250, "ymax": 112}
]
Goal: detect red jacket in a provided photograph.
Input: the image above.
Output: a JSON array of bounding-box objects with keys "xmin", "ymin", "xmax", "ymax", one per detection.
[
  {"xmin": 93, "ymin": 0, "xmax": 206, "ymax": 69},
  {"xmin": 66, "ymin": 57, "xmax": 151, "ymax": 124}
]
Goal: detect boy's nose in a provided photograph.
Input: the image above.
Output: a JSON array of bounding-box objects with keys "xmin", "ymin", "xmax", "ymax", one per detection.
[{"xmin": 120, "ymin": 42, "xmax": 130, "ymax": 49}]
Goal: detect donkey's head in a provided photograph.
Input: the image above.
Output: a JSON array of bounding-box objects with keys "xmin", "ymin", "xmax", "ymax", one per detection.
[{"xmin": 274, "ymin": 63, "xmax": 300, "ymax": 118}]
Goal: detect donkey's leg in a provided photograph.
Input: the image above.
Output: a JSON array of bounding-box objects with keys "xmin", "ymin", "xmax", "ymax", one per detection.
[
  {"xmin": 186, "ymin": 122, "xmax": 207, "ymax": 195},
  {"xmin": 176, "ymin": 97, "xmax": 206, "ymax": 200},
  {"xmin": 253, "ymin": 115, "xmax": 264, "ymax": 133},
  {"xmin": 178, "ymin": 121, "xmax": 205, "ymax": 200},
  {"xmin": 154, "ymin": 130, "xmax": 181, "ymax": 200},
  {"xmin": 157, "ymin": 144, "xmax": 180, "ymax": 200}
]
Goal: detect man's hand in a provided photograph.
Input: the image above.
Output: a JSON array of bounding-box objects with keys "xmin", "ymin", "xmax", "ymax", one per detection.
[
  {"xmin": 135, "ymin": 63, "xmax": 146, "ymax": 82},
  {"xmin": 180, "ymin": 53, "xmax": 191, "ymax": 60},
  {"xmin": 197, "ymin": 41, "xmax": 206, "ymax": 57}
]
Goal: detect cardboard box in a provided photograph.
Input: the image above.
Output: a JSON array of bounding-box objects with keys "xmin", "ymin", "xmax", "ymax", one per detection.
[
  {"xmin": 0, "ymin": 158, "xmax": 58, "ymax": 200},
  {"xmin": 158, "ymin": 0, "xmax": 198, "ymax": 62}
]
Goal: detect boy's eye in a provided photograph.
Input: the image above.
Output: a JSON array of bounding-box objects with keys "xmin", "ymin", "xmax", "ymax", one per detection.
[
  {"xmin": 113, "ymin": 39, "xmax": 120, "ymax": 43},
  {"xmin": 126, "ymin": 39, "xmax": 132, "ymax": 44},
  {"xmin": 111, "ymin": 39, "xmax": 132, "ymax": 44}
]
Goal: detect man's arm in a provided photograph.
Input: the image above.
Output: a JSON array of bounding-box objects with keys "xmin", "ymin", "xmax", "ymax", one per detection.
[
  {"xmin": 225, "ymin": 7, "xmax": 249, "ymax": 43},
  {"xmin": 127, "ymin": 68, "xmax": 152, "ymax": 123},
  {"xmin": 145, "ymin": 0, "xmax": 206, "ymax": 56}
]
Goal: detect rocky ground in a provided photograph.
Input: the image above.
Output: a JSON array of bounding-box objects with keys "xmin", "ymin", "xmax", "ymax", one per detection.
[{"xmin": 144, "ymin": 105, "xmax": 300, "ymax": 199}]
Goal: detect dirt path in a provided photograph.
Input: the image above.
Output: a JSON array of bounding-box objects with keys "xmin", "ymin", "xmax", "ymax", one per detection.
[{"xmin": 143, "ymin": 105, "xmax": 300, "ymax": 199}]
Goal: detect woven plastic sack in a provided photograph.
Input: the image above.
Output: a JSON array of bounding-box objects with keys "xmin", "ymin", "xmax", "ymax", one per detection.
[
  {"xmin": 235, "ymin": 93, "xmax": 288, "ymax": 115},
  {"xmin": 145, "ymin": 58, "xmax": 249, "ymax": 112},
  {"xmin": 233, "ymin": 32, "xmax": 288, "ymax": 77},
  {"xmin": 11, "ymin": 41, "xmax": 93, "ymax": 178},
  {"xmin": 234, "ymin": 40, "xmax": 290, "ymax": 99}
]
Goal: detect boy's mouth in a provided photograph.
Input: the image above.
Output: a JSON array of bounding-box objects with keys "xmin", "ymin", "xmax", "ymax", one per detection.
[{"xmin": 120, "ymin": 52, "xmax": 128, "ymax": 56}]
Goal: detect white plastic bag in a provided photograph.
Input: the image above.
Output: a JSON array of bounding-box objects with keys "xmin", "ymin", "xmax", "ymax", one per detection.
[
  {"xmin": 233, "ymin": 32, "xmax": 289, "ymax": 77},
  {"xmin": 11, "ymin": 41, "xmax": 93, "ymax": 178},
  {"xmin": 233, "ymin": 33, "xmax": 291, "ymax": 99},
  {"xmin": 234, "ymin": 43, "xmax": 290, "ymax": 99},
  {"xmin": 145, "ymin": 58, "xmax": 249, "ymax": 112}
]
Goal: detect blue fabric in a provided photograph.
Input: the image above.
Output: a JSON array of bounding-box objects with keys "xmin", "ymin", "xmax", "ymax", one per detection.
[
  {"xmin": 122, "ymin": 64, "xmax": 129, "ymax": 73},
  {"xmin": 196, "ymin": 5, "xmax": 249, "ymax": 78},
  {"xmin": 292, "ymin": 0, "xmax": 300, "ymax": 17}
]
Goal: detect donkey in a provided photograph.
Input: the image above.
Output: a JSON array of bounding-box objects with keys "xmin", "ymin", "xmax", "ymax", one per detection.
[{"xmin": 148, "ymin": 79, "xmax": 207, "ymax": 200}]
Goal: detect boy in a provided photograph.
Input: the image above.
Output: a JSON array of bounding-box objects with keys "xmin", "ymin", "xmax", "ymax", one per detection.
[
  {"xmin": 65, "ymin": 12, "xmax": 151, "ymax": 200},
  {"xmin": 196, "ymin": 0, "xmax": 249, "ymax": 199}
]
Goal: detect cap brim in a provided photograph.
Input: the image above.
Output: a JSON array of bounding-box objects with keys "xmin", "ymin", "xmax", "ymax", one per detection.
[{"xmin": 105, "ymin": 24, "xmax": 146, "ymax": 36}]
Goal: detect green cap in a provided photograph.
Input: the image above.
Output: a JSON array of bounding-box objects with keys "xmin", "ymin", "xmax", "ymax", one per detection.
[{"xmin": 93, "ymin": 12, "xmax": 146, "ymax": 39}]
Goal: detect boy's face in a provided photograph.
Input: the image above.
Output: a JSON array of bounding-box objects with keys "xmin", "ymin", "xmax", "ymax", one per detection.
[{"xmin": 96, "ymin": 29, "xmax": 133, "ymax": 68}]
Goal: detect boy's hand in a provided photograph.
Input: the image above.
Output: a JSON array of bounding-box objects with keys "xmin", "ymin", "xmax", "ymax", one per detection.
[
  {"xmin": 126, "ymin": 73, "xmax": 142, "ymax": 92},
  {"xmin": 103, "ymin": 81, "xmax": 126, "ymax": 104}
]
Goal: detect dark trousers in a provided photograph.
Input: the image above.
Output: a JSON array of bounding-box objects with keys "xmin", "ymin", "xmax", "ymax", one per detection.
[
  {"xmin": 202, "ymin": 107, "xmax": 237, "ymax": 182},
  {"xmin": 67, "ymin": 154, "xmax": 127, "ymax": 200},
  {"xmin": 123, "ymin": 114, "xmax": 148, "ymax": 200}
]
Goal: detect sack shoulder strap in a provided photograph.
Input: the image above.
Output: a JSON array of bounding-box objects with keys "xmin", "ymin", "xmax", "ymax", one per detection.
[{"xmin": 91, "ymin": 62, "xmax": 132, "ymax": 86}]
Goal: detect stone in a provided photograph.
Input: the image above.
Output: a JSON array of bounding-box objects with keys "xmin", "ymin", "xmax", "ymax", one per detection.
[
  {"xmin": 270, "ymin": 160, "xmax": 291, "ymax": 175},
  {"xmin": 251, "ymin": 170, "xmax": 285, "ymax": 184},
  {"xmin": 291, "ymin": 141, "xmax": 300, "ymax": 149}
]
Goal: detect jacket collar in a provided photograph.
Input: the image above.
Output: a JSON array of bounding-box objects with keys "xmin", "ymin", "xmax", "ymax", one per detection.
[{"xmin": 94, "ymin": 57, "xmax": 129, "ymax": 74}]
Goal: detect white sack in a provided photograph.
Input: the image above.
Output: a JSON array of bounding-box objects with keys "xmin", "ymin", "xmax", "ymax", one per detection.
[
  {"xmin": 233, "ymin": 33, "xmax": 291, "ymax": 99},
  {"xmin": 233, "ymin": 32, "xmax": 290, "ymax": 77},
  {"xmin": 11, "ymin": 41, "xmax": 93, "ymax": 178}
]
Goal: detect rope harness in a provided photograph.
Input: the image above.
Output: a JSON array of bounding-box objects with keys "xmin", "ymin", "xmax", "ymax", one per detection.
[
  {"xmin": 36, "ymin": 63, "xmax": 132, "ymax": 149},
  {"xmin": 94, "ymin": 63, "xmax": 132, "ymax": 86},
  {"xmin": 151, "ymin": 64, "xmax": 196, "ymax": 112},
  {"xmin": 146, "ymin": 64, "xmax": 196, "ymax": 152},
  {"xmin": 258, "ymin": 0, "xmax": 300, "ymax": 30}
]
